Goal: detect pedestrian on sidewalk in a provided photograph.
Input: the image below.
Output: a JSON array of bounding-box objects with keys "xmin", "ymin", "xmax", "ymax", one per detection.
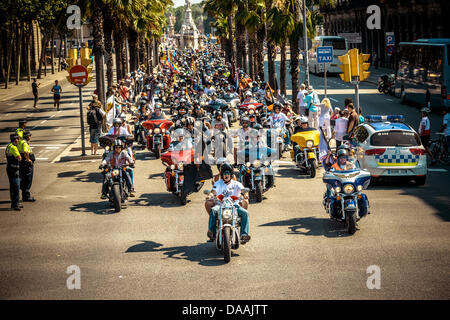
[
  {"xmin": 296, "ymin": 83, "xmax": 307, "ymax": 116},
  {"xmin": 418, "ymin": 107, "xmax": 435, "ymax": 165},
  {"xmin": 346, "ymin": 103, "xmax": 360, "ymax": 137},
  {"xmin": 344, "ymin": 97, "xmax": 353, "ymax": 110},
  {"xmin": 359, "ymin": 107, "xmax": 365, "ymax": 124},
  {"xmin": 334, "ymin": 109, "xmax": 348, "ymax": 149},
  {"xmin": 5, "ymin": 133, "xmax": 22, "ymax": 211},
  {"xmin": 51, "ymin": 80, "xmax": 62, "ymax": 111},
  {"xmin": 32, "ymin": 78, "xmax": 40, "ymax": 109},
  {"xmin": 305, "ymin": 85, "xmax": 320, "ymax": 129},
  {"xmin": 87, "ymin": 98, "xmax": 105, "ymax": 156},
  {"xmin": 319, "ymin": 98, "xmax": 332, "ymax": 139}
]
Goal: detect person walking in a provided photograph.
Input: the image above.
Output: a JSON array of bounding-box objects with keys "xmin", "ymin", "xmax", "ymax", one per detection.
[
  {"xmin": 5, "ymin": 133, "xmax": 22, "ymax": 211},
  {"xmin": 418, "ymin": 107, "xmax": 435, "ymax": 165},
  {"xmin": 87, "ymin": 99, "xmax": 105, "ymax": 156},
  {"xmin": 18, "ymin": 130, "xmax": 36, "ymax": 202},
  {"xmin": 334, "ymin": 110, "xmax": 348, "ymax": 149},
  {"xmin": 319, "ymin": 98, "xmax": 332, "ymax": 139},
  {"xmin": 296, "ymin": 83, "xmax": 307, "ymax": 116},
  {"xmin": 32, "ymin": 78, "xmax": 40, "ymax": 109},
  {"xmin": 51, "ymin": 80, "xmax": 62, "ymax": 111},
  {"xmin": 305, "ymin": 85, "xmax": 320, "ymax": 129}
]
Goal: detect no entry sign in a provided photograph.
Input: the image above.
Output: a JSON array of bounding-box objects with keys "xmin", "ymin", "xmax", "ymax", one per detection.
[{"xmin": 69, "ymin": 65, "xmax": 88, "ymax": 85}]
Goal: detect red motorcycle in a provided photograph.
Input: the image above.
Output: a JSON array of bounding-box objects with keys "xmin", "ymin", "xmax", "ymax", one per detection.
[
  {"xmin": 142, "ymin": 119, "xmax": 173, "ymax": 158},
  {"xmin": 239, "ymin": 102, "xmax": 265, "ymax": 123},
  {"xmin": 161, "ymin": 145, "xmax": 196, "ymax": 205}
]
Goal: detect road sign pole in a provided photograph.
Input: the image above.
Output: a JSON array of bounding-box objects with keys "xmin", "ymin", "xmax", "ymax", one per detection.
[
  {"xmin": 78, "ymin": 85, "xmax": 86, "ymax": 156},
  {"xmin": 354, "ymin": 76, "xmax": 360, "ymax": 117},
  {"xmin": 324, "ymin": 63, "xmax": 327, "ymax": 98}
]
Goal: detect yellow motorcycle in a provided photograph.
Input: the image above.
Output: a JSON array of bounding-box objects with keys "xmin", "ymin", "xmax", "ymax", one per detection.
[{"xmin": 290, "ymin": 129, "xmax": 320, "ymax": 178}]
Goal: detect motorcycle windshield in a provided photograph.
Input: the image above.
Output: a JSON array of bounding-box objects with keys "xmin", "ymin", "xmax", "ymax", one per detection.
[
  {"xmin": 290, "ymin": 130, "xmax": 320, "ymax": 146},
  {"xmin": 142, "ymin": 119, "xmax": 173, "ymax": 130},
  {"xmin": 237, "ymin": 147, "xmax": 276, "ymax": 160}
]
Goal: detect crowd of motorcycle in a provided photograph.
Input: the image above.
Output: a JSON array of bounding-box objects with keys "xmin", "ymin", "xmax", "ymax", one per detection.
[{"xmin": 96, "ymin": 43, "xmax": 371, "ymax": 262}]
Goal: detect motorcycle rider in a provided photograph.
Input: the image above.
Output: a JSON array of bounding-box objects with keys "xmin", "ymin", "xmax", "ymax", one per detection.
[
  {"xmin": 234, "ymin": 116, "xmax": 252, "ymax": 164},
  {"xmin": 331, "ymin": 149, "xmax": 356, "ymax": 171},
  {"xmin": 100, "ymin": 139, "xmax": 135, "ymax": 199},
  {"xmin": 205, "ymin": 164, "xmax": 251, "ymax": 243},
  {"xmin": 149, "ymin": 103, "xmax": 168, "ymax": 120},
  {"xmin": 108, "ymin": 118, "xmax": 129, "ymax": 136},
  {"xmin": 293, "ymin": 115, "xmax": 315, "ymax": 134},
  {"xmin": 267, "ymin": 102, "xmax": 292, "ymax": 149},
  {"xmin": 243, "ymin": 91, "xmax": 255, "ymax": 104}
]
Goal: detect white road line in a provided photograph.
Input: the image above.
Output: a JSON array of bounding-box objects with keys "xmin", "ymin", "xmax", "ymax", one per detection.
[
  {"xmin": 386, "ymin": 98, "xmax": 393, "ymax": 102},
  {"xmin": 427, "ymin": 168, "xmax": 448, "ymax": 172},
  {"xmin": 329, "ymin": 97, "xmax": 339, "ymax": 102},
  {"xmin": 50, "ymin": 114, "xmax": 56, "ymax": 118},
  {"xmin": 41, "ymin": 120, "xmax": 47, "ymax": 124},
  {"xmin": 58, "ymin": 110, "xmax": 62, "ymax": 113},
  {"xmin": 23, "ymin": 104, "xmax": 30, "ymax": 108},
  {"xmin": 45, "ymin": 146, "xmax": 60, "ymax": 149},
  {"xmin": 54, "ymin": 127, "xmax": 63, "ymax": 132},
  {"xmin": 36, "ymin": 158, "xmax": 49, "ymax": 161},
  {"xmin": 5, "ymin": 114, "xmax": 10, "ymax": 117},
  {"xmin": 27, "ymin": 113, "xmax": 33, "ymax": 116}
]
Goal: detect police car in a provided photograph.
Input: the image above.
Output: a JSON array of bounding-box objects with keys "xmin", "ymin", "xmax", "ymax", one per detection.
[{"xmin": 352, "ymin": 115, "xmax": 427, "ymax": 185}]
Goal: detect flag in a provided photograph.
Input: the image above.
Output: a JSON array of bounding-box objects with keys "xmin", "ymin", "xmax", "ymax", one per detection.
[
  {"xmin": 318, "ymin": 127, "xmax": 330, "ymax": 162},
  {"xmin": 106, "ymin": 94, "xmax": 116, "ymax": 126}
]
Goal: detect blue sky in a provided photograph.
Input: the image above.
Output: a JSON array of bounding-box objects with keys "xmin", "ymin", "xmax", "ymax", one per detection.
[{"xmin": 172, "ymin": 0, "xmax": 203, "ymax": 8}]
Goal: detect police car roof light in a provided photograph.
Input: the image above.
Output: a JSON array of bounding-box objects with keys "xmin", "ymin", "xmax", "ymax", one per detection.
[{"xmin": 365, "ymin": 115, "xmax": 405, "ymax": 123}]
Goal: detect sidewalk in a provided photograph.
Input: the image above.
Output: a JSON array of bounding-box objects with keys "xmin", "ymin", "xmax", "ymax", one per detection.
[
  {"xmin": 366, "ymin": 66, "xmax": 395, "ymax": 85},
  {"xmin": 0, "ymin": 69, "xmax": 68, "ymax": 102}
]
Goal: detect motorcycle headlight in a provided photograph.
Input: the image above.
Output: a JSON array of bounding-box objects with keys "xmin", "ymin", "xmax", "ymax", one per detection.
[
  {"xmin": 356, "ymin": 185, "xmax": 363, "ymax": 192},
  {"xmin": 195, "ymin": 121, "xmax": 201, "ymax": 127},
  {"xmin": 264, "ymin": 160, "xmax": 269, "ymax": 166},
  {"xmin": 334, "ymin": 186, "xmax": 341, "ymax": 193},
  {"xmin": 245, "ymin": 162, "xmax": 251, "ymax": 167},
  {"xmin": 252, "ymin": 160, "xmax": 261, "ymax": 168},
  {"xmin": 170, "ymin": 165, "xmax": 175, "ymax": 170},
  {"xmin": 178, "ymin": 163, "xmax": 184, "ymax": 170},
  {"xmin": 148, "ymin": 129, "xmax": 153, "ymax": 134},
  {"xmin": 222, "ymin": 209, "xmax": 232, "ymax": 220},
  {"xmin": 162, "ymin": 128, "xmax": 166, "ymax": 133},
  {"xmin": 306, "ymin": 140, "xmax": 313, "ymax": 148},
  {"xmin": 276, "ymin": 127, "xmax": 282, "ymax": 133},
  {"xmin": 249, "ymin": 110, "xmax": 254, "ymax": 114},
  {"xmin": 112, "ymin": 169, "xmax": 120, "ymax": 177},
  {"xmin": 343, "ymin": 184, "xmax": 354, "ymax": 194},
  {"xmin": 154, "ymin": 128, "xmax": 161, "ymax": 134}
]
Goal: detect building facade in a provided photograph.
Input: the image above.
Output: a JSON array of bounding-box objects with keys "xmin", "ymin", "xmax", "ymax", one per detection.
[{"xmin": 321, "ymin": 0, "xmax": 450, "ymax": 69}]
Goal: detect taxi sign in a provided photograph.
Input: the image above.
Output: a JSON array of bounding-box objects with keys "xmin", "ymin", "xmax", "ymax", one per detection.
[{"xmin": 69, "ymin": 65, "xmax": 88, "ymax": 86}]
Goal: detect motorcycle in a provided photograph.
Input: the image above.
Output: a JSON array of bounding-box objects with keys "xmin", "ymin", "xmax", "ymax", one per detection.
[
  {"xmin": 266, "ymin": 122, "xmax": 289, "ymax": 159},
  {"xmin": 237, "ymin": 147, "xmax": 275, "ymax": 202},
  {"xmin": 377, "ymin": 74, "xmax": 395, "ymax": 95},
  {"xmin": 133, "ymin": 116, "xmax": 147, "ymax": 149},
  {"xmin": 142, "ymin": 119, "xmax": 173, "ymax": 159},
  {"xmin": 290, "ymin": 129, "xmax": 320, "ymax": 178},
  {"xmin": 203, "ymin": 188, "xmax": 249, "ymax": 263},
  {"xmin": 100, "ymin": 164, "xmax": 132, "ymax": 213},
  {"xmin": 322, "ymin": 163, "xmax": 371, "ymax": 234},
  {"xmin": 239, "ymin": 103, "xmax": 265, "ymax": 124},
  {"xmin": 161, "ymin": 141, "xmax": 207, "ymax": 205}
]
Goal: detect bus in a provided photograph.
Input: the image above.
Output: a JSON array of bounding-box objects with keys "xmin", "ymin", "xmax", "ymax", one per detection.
[
  {"xmin": 308, "ymin": 36, "xmax": 349, "ymax": 74},
  {"xmin": 395, "ymin": 39, "xmax": 450, "ymax": 110}
]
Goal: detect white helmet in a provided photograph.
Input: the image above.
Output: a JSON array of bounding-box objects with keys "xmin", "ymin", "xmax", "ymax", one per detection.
[{"xmin": 245, "ymin": 91, "xmax": 252, "ymax": 97}]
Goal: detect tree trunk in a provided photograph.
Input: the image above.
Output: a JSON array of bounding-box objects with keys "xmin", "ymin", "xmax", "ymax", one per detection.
[
  {"xmin": 37, "ymin": 31, "xmax": 47, "ymax": 79},
  {"xmin": 44, "ymin": 38, "xmax": 48, "ymax": 77},
  {"xmin": 15, "ymin": 23, "xmax": 23, "ymax": 85},
  {"xmin": 50, "ymin": 28, "xmax": 55, "ymax": 74},
  {"xmin": 248, "ymin": 33, "xmax": 255, "ymax": 79},
  {"xmin": 121, "ymin": 34, "xmax": 128, "ymax": 76},
  {"xmin": 113, "ymin": 27, "xmax": 123, "ymax": 82},
  {"xmin": 127, "ymin": 29, "xmax": 137, "ymax": 71},
  {"xmin": 236, "ymin": 13, "xmax": 245, "ymax": 73},
  {"xmin": 26, "ymin": 24, "xmax": 32, "ymax": 81},
  {"xmin": 5, "ymin": 26, "xmax": 14, "ymax": 88},
  {"xmin": 227, "ymin": 15, "xmax": 237, "ymax": 88},
  {"xmin": 92, "ymin": 0, "xmax": 105, "ymax": 103},
  {"xmin": 256, "ymin": 25, "xmax": 265, "ymax": 82},
  {"xmin": 103, "ymin": 12, "xmax": 114, "ymax": 88},
  {"xmin": 280, "ymin": 41, "xmax": 286, "ymax": 96},
  {"xmin": 58, "ymin": 33, "xmax": 63, "ymax": 72},
  {"xmin": 289, "ymin": 35, "xmax": 299, "ymax": 102}
]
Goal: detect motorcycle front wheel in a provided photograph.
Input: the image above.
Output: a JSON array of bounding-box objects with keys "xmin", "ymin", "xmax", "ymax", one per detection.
[
  {"xmin": 345, "ymin": 211, "xmax": 357, "ymax": 235},
  {"xmin": 112, "ymin": 184, "xmax": 121, "ymax": 212},
  {"xmin": 308, "ymin": 159, "xmax": 316, "ymax": 178},
  {"xmin": 154, "ymin": 146, "xmax": 161, "ymax": 159},
  {"xmin": 255, "ymin": 180, "xmax": 263, "ymax": 203},
  {"xmin": 223, "ymin": 226, "xmax": 232, "ymax": 263}
]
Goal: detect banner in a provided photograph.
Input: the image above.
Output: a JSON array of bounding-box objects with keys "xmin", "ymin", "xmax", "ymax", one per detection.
[{"xmin": 105, "ymin": 94, "xmax": 116, "ymax": 126}]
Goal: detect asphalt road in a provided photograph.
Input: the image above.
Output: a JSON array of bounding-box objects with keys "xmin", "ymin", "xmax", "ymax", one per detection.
[{"xmin": 0, "ymin": 68, "xmax": 449, "ymax": 300}]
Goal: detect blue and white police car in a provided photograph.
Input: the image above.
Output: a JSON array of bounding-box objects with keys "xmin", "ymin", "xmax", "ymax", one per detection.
[{"xmin": 352, "ymin": 115, "xmax": 427, "ymax": 185}]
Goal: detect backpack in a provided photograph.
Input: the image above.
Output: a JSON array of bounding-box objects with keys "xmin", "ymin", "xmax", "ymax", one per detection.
[{"xmin": 87, "ymin": 108, "xmax": 99, "ymax": 126}]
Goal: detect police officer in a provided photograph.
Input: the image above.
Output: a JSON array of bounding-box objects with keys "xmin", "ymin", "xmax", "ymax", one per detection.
[
  {"xmin": 5, "ymin": 133, "xmax": 22, "ymax": 211},
  {"xmin": 18, "ymin": 130, "xmax": 36, "ymax": 202},
  {"xmin": 16, "ymin": 119, "xmax": 28, "ymax": 139}
]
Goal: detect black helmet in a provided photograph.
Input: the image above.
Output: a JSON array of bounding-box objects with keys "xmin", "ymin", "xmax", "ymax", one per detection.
[
  {"xmin": 113, "ymin": 139, "xmax": 123, "ymax": 148},
  {"xmin": 23, "ymin": 130, "xmax": 32, "ymax": 138},
  {"xmin": 337, "ymin": 149, "xmax": 349, "ymax": 158},
  {"xmin": 186, "ymin": 117, "xmax": 195, "ymax": 126},
  {"xmin": 19, "ymin": 119, "xmax": 28, "ymax": 126},
  {"xmin": 214, "ymin": 110, "xmax": 222, "ymax": 118},
  {"xmin": 273, "ymin": 101, "xmax": 282, "ymax": 110},
  {"xmin": 220, "ymin": 163, "xmax": 233, "ymax": 178}
]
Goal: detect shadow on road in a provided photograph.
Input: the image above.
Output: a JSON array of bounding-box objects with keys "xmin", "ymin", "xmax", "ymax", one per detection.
[
  {"xmin": 126, "ymin": 240, "xmax": 233, "ymax": 266},
  {"xmin": 260, "ymin": 216, "xmax": 353, "ymax": 238},
  {"xmin": 128, "ymin": 192, "xmax": 186, "ymax": 208},
  {"xmin": 70, "ymin": 201, "xmax": 118, "ymax": 215},
  {"xmin": 57, "ymin": 170, "xmax": 101, "ymax": 184}
]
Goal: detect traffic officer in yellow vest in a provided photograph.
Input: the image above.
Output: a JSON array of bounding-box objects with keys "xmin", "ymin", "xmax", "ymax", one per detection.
[
  {"xmin": 16, "ymin": 119, "xmax": 28, "ymax": 139},
  {"xmin": 18, "ymin": 130, "xmax": 36, "ymax": 202},
  {"xmin": 5, "ymin": 133, "xmax": 22, "ymax": 211}
]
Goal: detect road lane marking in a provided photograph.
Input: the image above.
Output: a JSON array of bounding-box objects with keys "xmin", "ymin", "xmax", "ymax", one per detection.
[
  {"xmin": 58, "ymin": 110, "xmax": 62, "ymax": 113},
  {"xmin": 36, "ymin": 158, "xmax": 48, "ymax": 161},
  {"xmin": 427, "ymin": 168, "xmax": 448, "ymax": 172},
  {"xmin": 386, "ymin": 98, "xmax": 393, "ymax": 102},
  {"xmin": 45, "ymin": 146, "xmax": 60, "ymax": 149},
  {"xmin": 329, "ymin": 97, "xmax": 339, "ymax": 102},
  {"xmin": 50, "ymin": 114, "xmax": 56, "ymax": 118},
  {"xmin": 54, "ymin": 127, "xmax": 63, "ymax": 132},
  {"xmin": 41, "ymin": 120, "xmax": 47, "ymax": 124}
]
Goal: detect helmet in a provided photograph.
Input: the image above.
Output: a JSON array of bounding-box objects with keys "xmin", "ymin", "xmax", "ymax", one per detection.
[
  {"xmin": 186, "ymin": 117, "xmax": 195, "ymax": 126},
  {"xmin": 296, "ymin": 116, "xmax": 308, "ymax": 124},
  {"xmin": 155, "ymin": 102, "xmax": 162, "ymax": 109},
  {"xmin": 23, "ymin": 130, "xmax": 32, "ymax": 138},
  {"xmin": 173, "ymin": 128, "xmax": 185, "ymax": 140},
  {"xmin": 245, "ymin": 91, "xmax": 252, "ymax": 97},
  {"xmin": 273, "ymin": 102, "xmax": 282, "ymax": 110},
  {"xmin": 113, "ymin": 118, "xmax": 122, "ymax": 125},
  {"xmin": 420, "ymin": 107, "xmax": 430, "ymax": 113},
  {"xmin": 210, "ymin": 91, "xmax": 217, "ymax": 97},
  {"xmin": 220, "ymin": 163, "xmax": 234, "ymax": 178},
  {"xmin": 214, "ymin": 110, "xmax": 222, "ymax": 118},
  {"xmin": 19, "ymin": 119, "xmax": 28, "ymax": 126},
  {"xmin": 241, "ymin": 116, "xmax": 250, "ymax": 124},
  {"xmin": 119, "ymin": 113, "xmax": 127, "ymax": 120},
  {"xmin": 337, "ymin": 149, "xmax": 349, "ymax": 159},
  {"xmin": 216, "ymin": 157, "xmax": 229, "ymax": 171},
  {"xmin": 180, "ymin": 98, "xmax": 186, "ymax": 104},
  {"xmin": 113, "ymin": 139, "xmax": 123, "ymax": 148}
]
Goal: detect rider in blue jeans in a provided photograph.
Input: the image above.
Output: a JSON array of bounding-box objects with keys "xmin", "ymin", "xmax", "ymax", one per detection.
[{"xmin": 205, "ymin": 164, "xmax": 251, "ymax": 243}]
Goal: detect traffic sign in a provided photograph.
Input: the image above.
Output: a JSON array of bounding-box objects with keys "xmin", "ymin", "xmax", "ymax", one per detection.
[
  {"xmin": 317, "ymin": 46, "xmax": 333, "ymax": 63},
  {"xmin": 385, "ymin": 32, "xmax": 395, "ymax": 46},
  {"xmin": 69, "ymin": 65, "xmax": 88, "ymax": 86}
]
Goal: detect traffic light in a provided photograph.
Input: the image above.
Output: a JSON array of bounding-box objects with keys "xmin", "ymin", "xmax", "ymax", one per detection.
[
  {"xmin": 338, "ymin": 53, "xmax": 351, "ymax": 82},
  {"xmin": 349, "ymin": 48, "xmax": 360, "ymax": 77},
  {"xmin": 67, "ymin": 48, "xmax": 78, "ymax": 69},
  {"xmin": 359, "ymin": 53, "xmax": 371, "ymax": 81},
  {"xmin": 79, "ymin": 44, "xmax": 93, "ymax": 85}
]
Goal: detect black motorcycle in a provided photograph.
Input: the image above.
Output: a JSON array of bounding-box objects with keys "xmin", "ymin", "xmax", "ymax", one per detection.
[{"xmin": 100, "ymin": 164, "xmax": 132, "ymax": 212}]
